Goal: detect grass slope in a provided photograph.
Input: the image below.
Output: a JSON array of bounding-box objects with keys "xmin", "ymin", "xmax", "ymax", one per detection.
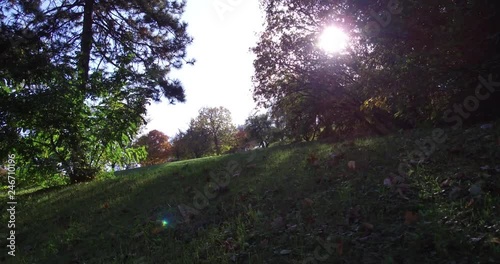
[{"xmin": 2, "ymin": 124, "xmax": 500, "ymax": 263}]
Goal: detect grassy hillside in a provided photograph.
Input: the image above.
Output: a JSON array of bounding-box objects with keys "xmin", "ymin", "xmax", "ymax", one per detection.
[{"xmin": 2, "ymin": 124, "xmax": 500, "ymax": 263}]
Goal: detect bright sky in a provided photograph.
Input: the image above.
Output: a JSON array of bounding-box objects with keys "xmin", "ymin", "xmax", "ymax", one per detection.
[{"xmin": 144, "ymin": 0, "xmax": 264, "ymax": 137}]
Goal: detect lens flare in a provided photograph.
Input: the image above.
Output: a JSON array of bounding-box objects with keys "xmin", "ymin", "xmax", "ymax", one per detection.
[{"xmin": 318, "ymin": 26, "xmax": 349, "ymax": 53}]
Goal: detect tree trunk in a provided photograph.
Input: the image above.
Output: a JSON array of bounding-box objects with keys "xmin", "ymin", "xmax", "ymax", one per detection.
[
  {"xmin": 69, "ymin": 167, "xmax": 98, "ymax": 184},
  {"xmin": 214, "ymin": 134, "xmax": 221, "ymax": 155}
]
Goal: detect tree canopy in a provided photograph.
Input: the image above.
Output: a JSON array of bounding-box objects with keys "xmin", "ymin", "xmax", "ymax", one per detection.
[
  {"xmin": 0, "ymin": 0, "xmax": 192, "ymax": 183},
  {"xmin": 252, "ymin": 0, "xmax": 500, "ymax": 141},
  {"xmin": 135, "ymin": 130, "xmax": 172, "ymax": 166}
]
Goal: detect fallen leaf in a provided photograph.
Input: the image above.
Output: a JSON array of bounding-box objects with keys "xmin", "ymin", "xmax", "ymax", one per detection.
[
  {"xmin": 440, "ymin": 178, "xmax": 451, "ymax": 188},
  {"xmin": 362, "ymin": 222, "xmax": 374, "ymax": 235},
  {"xmin": 246, "ymin": 163, "xmax": 257, "ymax": 169},
  {"xmin": 383, "ymin": 178, "xmax": 392, "ymax": 186},
  {"xmin": 151, "ymin": 226, "xmax": 163, "ymax": 235},
  {"xmin": 305, "ymin": 216, "xmax": 316, "ymax": 224},
  {"xmin": 465, "ymin": 198, "xmax": 475, "ymax": 208},
  {"xmin": 307, "ymin": 153, "xmax": 319, "ymax": 166},
  {"xmin": 223, "ymin": 238, "xmax": 237, "ymax": 251},
  {"xmin": 133, "ymin": 232, "xmax": 143, "ymax": 238},
  {"xmin": 404, "ymin": 211, "xmax": 418, "ymax": 225},
  {"xmin": 348, "ymin": 206, "xmax": 361, "ymax": 224},
  {"xmin": 470, "ymin": 235, "xmax": 485, "ymax": 243},
  {"xmin": 328, "ymin": 153, "xmax": 344, "ymax": 166},
  {"xmin": 347, "ymin": 160, "xmax": 356, "ymax": 170},
  {"xmin": 101, "ymin": 202, "xmax": 109, "ymax": 209},
  {"xmin": 480, "ymin": 165, "xmax": 490, "ymax": 171},
  {"xmin": 303, "ymin": 198, "xmax": 314, "ymax": 207},
  {"xmin": 480, "ymin": 123, "xmax": 493, "ymax": 129},
  {"xmin": 489, "ymin": 237, "xmax": 500, "ymax": 244},
  {"xmin": 280, "ymin": 249, "xmax": 291, "ymax": 255},
  {"xmin": 453, "ymin": 172, "xmax": 468, "ymax": 180},
  {"xmin": 271, "ymin": 216, "xmax": 285, "ymax": 230},
  {"xmin": 337, "ymin": 240, "xmax": 343, "ymax": 256},
  {"xmin": 362, "ymin": 222, "xmax": 374, "ymax": 231}
]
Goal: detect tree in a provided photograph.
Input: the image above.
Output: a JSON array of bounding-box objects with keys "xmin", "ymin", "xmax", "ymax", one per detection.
[
  {"xmin": 195, "ymin": 107, "xmax": 236, "ymax": 155},
  {"xmin": 170, "ymin": 120, "xmax": 213, "ymax": 160},
  {"xmin": 170, "ymin": 131, "xmax": 187, "ymax": 161},
  {"xmin": 244, "ymin": 114, "xmax": 275, "ymax": 147},
  {"xmin": 252, "ymin": 0, "xmax": 500, "ymax": 141},
  {"xmin": 0, "ymin": 0, "xmax": 193, "ymax": 183},
  {"xmin": 233, "ymin": 127, "xmax": 249, "ymax": 151},
  {"xmin": 135, "ymin": 130, "xmax": 172, "ymax": 166}
]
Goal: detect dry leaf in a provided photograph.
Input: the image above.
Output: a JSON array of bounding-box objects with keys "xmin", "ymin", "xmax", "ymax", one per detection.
[
  {"xmin": 383, "ymin": 178, "xmax": 392, "ymax": 186},
  {"xmin": 362, "ymin": 222, "xmax": 374, "ymax": 231},
  {"xmin": 489, "ymin": 237, "xmax": 500, "ymax": 244},
  {"xmin": 404, "ymin": 211, "xmax": 418, "ymax": 225},
  {"xmin": 440, "ymin": 178, "xmax": 451, "ymax": 188},
  {"xmin": 361, "ymin": 222, "xmax": 374, "ymax": 235},
  {"xmin": 337, "ymin": 240, "xmax": 343, "ymax": 256},
  {"xmin": 347, "ymin": 161, "xmax": 356, "ymax": 170},
  {"xmin": 246, "ymin": 163, "xmax": 257, "ymax": 169},
  {"xmin": 348, "ymin": 206, "xmax": 361, "ymax": 224},
  {"xmin": 133, "ymin": 232, "xmax": 143, "ymax": 238},
  {"xmin": 307, "ymin": 153, "xmax": 319, "ymax": 166},
  {"xmin": 303, "ymin": 198, "xmax": 314, "ymax": 207},
  {"xmin": 151, "ymin": 226, "xmax": 163, "ymax": 235},
  {"xmin": 465, "ymin": 198, "xmax": 475, "ymax": 208},
  {"xmin": 271, "ymin": 216, "xmax": 285, "ymax": 230}
]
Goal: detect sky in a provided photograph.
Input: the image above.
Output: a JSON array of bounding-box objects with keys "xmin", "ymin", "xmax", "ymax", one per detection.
[{"xmin": 144, "ymin": 0, "xmax": 265, "ymax": 137}]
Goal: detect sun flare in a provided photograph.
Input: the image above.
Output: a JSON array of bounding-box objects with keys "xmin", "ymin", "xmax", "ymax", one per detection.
[{"xmin": 318, "ymin": 26, "xmax": 349, "ymax": 53}]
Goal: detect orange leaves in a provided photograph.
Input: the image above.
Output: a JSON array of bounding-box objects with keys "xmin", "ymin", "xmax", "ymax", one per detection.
[
  {"xmin": 135, "ymin": 129, "xmax": 172, "ymax": 166},
  {"xmin": 404, "ymin": 211, "xmax": 418, "ymax": 225},
  {"xmin": 307, "ymin": 153, "xmax": 319, "ymax": 167},
  {"xmin": 151, "ymin": 226, "xmax": 163, "ymax": 235}
]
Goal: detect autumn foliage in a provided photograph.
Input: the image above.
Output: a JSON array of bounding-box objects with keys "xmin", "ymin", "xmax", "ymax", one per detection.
[{"xmin": 135, "ymin": 130, "xmax": 172, "ymax": 166}]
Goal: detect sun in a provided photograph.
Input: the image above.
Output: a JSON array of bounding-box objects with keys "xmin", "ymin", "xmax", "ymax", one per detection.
[{"xmin": 318, "ymin": 26, "xmax": 349, "ymax": 53}]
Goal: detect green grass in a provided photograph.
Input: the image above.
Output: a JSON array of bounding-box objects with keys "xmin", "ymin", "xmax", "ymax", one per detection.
[{"xmin": 2, "ymin": 124, "xmax": 500, "ymax": 263}]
